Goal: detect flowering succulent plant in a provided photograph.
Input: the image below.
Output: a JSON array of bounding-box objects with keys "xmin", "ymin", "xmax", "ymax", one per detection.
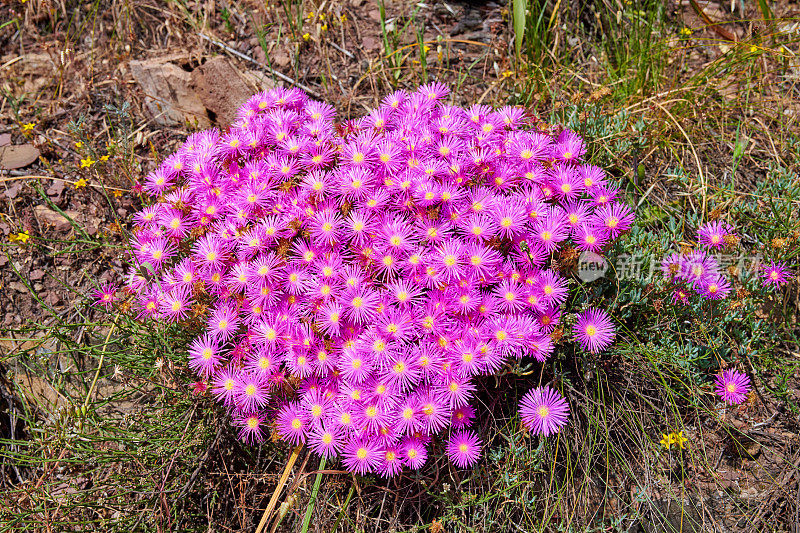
[
  {"xmin": 659, "ymin": 221, "xmax": 738, "ymax": 302},
  {"xmin": 122, "ymin": 84, "xmax": 630, "ymax": 476}
]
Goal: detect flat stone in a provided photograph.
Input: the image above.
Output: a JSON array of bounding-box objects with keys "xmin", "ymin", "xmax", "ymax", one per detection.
[
  {"xmin": 0, "ymin": 144, "xmax": 41, "ymax": 170},
  {"xmin": 129, "ymin": 57, "xmax": 211, "ymax": 127},
  {"xmin": 34, "ymin": 205, "xmax": 80, "ymax": 232}
]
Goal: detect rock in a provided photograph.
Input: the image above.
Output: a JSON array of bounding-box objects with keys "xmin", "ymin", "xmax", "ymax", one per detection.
[
  {"xmin": 271, "ymin": 49, "xmax": 291, "ymax": 69},
  {"xmin": 190, "ymin": 57, "xmax": 254, "ymax": 128},
  {"xmin": 0, "ymin": 133, "xmax": 10, "ymax": 147},
  {"xmin": 46, "ymin": 180, "xmax": 64, "ymax": 199},
  {"xmin": 4, "ymin": 182, "xmax": 23, "ymax": 199},
  {"xmin": 34, "ymin": 205, "xmax": 80, "ymax": 232},
  {"xmin": 129, "ymin": 57, "xmax": 211, "ymax": 127},
  {"xmin": 0, "ymin": 144, "xmax": 41, "ymax": 170},
  {"xmin": 362, "ymin": 36, "xmax": 379, "ymax": 51},
  {"xmin": 10, "ymin": 282, "xmax": 27, "ymax": 294},
  {"xmin": 252, "ymin": 46, "xmax": 267, "ymax": 64},
  {"xmin": 29, "ymin": 269, "xmax": 45, "ymax": 281}
]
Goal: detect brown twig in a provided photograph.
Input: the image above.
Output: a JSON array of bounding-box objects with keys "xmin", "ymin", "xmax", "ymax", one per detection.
[
  {"xmin": 254, "ymin": 444, "xmax": 303, "ymax": 533},
  {"xmin": 689, "ymin": 0, "xmax": 738, "ymax": 42}
]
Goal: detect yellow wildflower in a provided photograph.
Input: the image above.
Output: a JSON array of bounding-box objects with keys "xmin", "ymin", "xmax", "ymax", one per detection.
[
  {"xmin": 660, "ymin": 433, "xmax": 675, "ymax": 449},
  {"xmin": 75, "ymin": 178, "xmax": 88, "ymax": 189},
  {"xmin": 674, "ymin": 431, "xmax": 688, "ymax": 449},
  {"xmin": 112, "ymin": 189, "xmax": 124, "ymax": 198},
  {"xmin": 9, "ymin": 231, "xmax": 30, "ymax": 244},
  {"xmin": 80, "ymin": 156, "xmax": 95, "ymax": 168},
  {"xmin": 340, "ymin": 14, "xmax": 348, "ymax": 22},
  {"xmin": 302, "ymin": 32, "xmax": 311, "ymax": 41},
  {"xmin": 22, "ymin": 122, "xmax": 35, "ymax": 132},
  {"xmin": 75, "ymin": 141, "xmax": 84, "ymax": 148},
  {"xmin": 100, "ymin": 154, "xmax": 109, "ymax": 162},
  {"xmin": 320, "ymin": 23, "xmax": 328, "ymax": 32},
  {"xmin": 679, "ymin": 27, "xmax": 693, "ymax": 37}
]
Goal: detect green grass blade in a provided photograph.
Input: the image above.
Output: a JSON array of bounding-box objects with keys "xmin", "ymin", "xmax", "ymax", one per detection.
[
  {"xmin": 755, "ymin": 0, "xmax": 772, "ymax": 20},
  {"xmin": 300, "ymin": 456, "xmax": 327, "ymax": 533},
  {"xmin": 513, "ymin": 0, "xmax": 527, "ymax": 58}
]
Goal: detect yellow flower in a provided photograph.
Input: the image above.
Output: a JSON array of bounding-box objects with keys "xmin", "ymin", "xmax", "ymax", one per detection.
[
  {"xmin": 306, "ymin": 11, "xmax": 314, "ymax": 19},
  {"xmin": 22, "ymin": 122, "xmax": 35, "ymax": 132},
  {"xmin": 75, "ymin": 141, "xmax": 84, "ymax": 148},
  {"xmin": 75, "ymin": 177, "xmax": 88, "ymax": 189},
  {"xmin": 660, "ymin": 433, "xmax": 675, "ymax": 449},
  {"xmin": 340, "ymin": 14, "xmax": 347, "ymax": 22},
  {"xmin": 674, "ymin": 431, "xmax": 688, "ymax": 449},
  {"xmin": 100, "ymin": 154, "xmax": 109, "ymax": 162},
  {"xmin": 319, "ymin": 13, "xmax": 326, "ymax": 21},
  {"xmin": 679, "ymin": 27, "xmax": 693, "ymax": 36},
  {"xmin": 302, "ymin": 32, "xmax": 311, "ymax": 41},
  {"xmin": 749, "ymin": 45, "xmax": 758, "ymax": 53},
  {"xmin": 80, "ymin": 156, "xmax": 95, "ymax": 168},
  {"xmin": 320, "ymin": 23, "xmax": 328, "ymax": 32},
  {"xmin": 501, "ymin": 70, "xmax": 514, "ymax": 79},
  {"xmin": 9, "ymin": 231, "xmax": 30, "ymax": 244},
  {"xmin": 112, "ymin": 189, "xmax": 124, "ymax": 198}
]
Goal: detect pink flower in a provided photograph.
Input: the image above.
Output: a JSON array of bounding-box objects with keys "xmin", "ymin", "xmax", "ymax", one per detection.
[
  {"xmin": 761, "ymin": 261, "xmax": 790, "ymax": 289},
  {"xmin": 574, "ymin": 308, "xmax": 616, "ymax": 354},
  {"xmin": 92, "ymin": 283, "xmax": 118, "ymax": 310},
  {"xmin": 714, "ymin": 369, "xmax": 750, "ymax": 405},
  {"xmin": 519, "ymin": 386, "xmax": 570, "ymax": 436},
  {"xmin": 446, "ymin": 430, "xmax": 482, "ymax": 468},
  {"xmin": 697, "ymin": 221, "xmax": 734, "ymax": 250}
]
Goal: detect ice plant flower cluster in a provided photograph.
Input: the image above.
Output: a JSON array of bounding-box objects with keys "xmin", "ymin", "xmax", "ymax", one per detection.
[
  {"xmin": 660, "ymin": 222, "xmax": 738, "ymax": 302},
  {"xmin": 122, "ymin": 84, "xmax": 631, "ymax": 476},
  {"xmin": 715, "ymin": 369, "xmax": 750, "ymax": 405}
]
